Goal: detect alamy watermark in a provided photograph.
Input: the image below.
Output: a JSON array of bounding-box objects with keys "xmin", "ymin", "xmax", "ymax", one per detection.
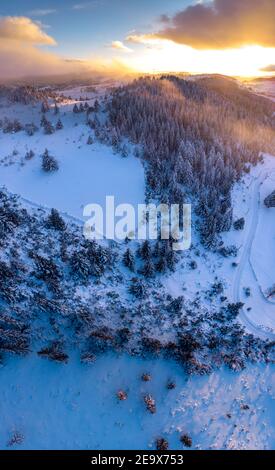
[{"xmin": 83, "ymin": 196, "xmax": 191, "ymax": 251}]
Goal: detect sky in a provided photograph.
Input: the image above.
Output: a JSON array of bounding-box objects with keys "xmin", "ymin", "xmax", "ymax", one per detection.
[{"xmin": 1, "ymin": 0, "xmax": 275, "ymax": 79}]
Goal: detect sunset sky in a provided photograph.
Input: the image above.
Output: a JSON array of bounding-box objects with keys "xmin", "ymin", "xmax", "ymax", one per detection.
[{"xmin": 1, "ymin": 0, "xmax": 275, "ymax": 78}]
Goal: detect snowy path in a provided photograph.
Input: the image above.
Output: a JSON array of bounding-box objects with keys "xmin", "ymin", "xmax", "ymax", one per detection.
[{"xmin": 232, "ymin": 172, "xmax": 275, "ymax": 340}]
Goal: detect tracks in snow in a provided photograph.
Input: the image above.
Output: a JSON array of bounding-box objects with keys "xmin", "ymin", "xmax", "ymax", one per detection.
[{"xmin": 232, "ymin": 172, "xmax": 275, "ymax": 340}]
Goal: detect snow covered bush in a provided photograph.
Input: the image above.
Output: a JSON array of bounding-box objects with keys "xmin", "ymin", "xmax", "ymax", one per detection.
[
  {"xmin": 25, "ymin": 123, "xmax": 38, "ymax": 136},
  {"xmin": 264, "ymin": 190, "xmax": 275, "ymax": 208},
  {"xmin": 180, "ymin": 433, "xmax": 192, "ymax": 448},
  {"xmin": 0, "ymin": 312, "xmax": 30, "ymax": 356},
  {"xmin": 38, "ymin": 341, "xmax": 69, "ymax": 363},
  {"xmin": 34, "ymin": 255, "xmax": 62, "ymax": 290},
  {"xmin": 156, "ymin": 438, "xmax": 169, "ymax": 450},
  {"xmin": 46, "ymin": 208, "xmax": 66, "ymax": 231},
  {"xmin": 25, "ymin": 150, "xmax": 35, "ymax": 160},
  {"xmin": 116, "ymin": 390, "xmax": 128, "ymax": 401},
  {"xmin": 129, "ymin": 278, "xmax": 147, "ymax": 298},
  {"xmin": 56, "ymin": 118, "xmax": 63, "ymax": 130},
  {"xmin": 219, "ymin": 245, "xmax": 238, "ymax": 258},
  {"xmin": 234, "ymin": 217, "xmax": 245, "ymax": 230},
  {"xmin": 7, "ymin": 431, "xmax": 24, "ymax": 447},
  {"xmin": 144, "ymin": 394, "xmax": 156, "ymax": 414}
]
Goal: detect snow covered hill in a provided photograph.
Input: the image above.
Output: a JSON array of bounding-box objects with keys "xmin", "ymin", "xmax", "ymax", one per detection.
[{"xmin": 0, "ymin": 78, "xmax": 274, "ymax": 450}]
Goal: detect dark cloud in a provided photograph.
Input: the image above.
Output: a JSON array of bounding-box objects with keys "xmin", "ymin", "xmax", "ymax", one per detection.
[{"xmin": 156, "ymin": 0, "xmax": 275, "ymax": 49}]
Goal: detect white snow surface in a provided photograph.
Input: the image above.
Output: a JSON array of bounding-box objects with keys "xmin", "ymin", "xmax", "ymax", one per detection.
[
  {"xmin": 0, "ymin": 354, "xmax": 274, "ymax": 450},
  {"xmin": 251, "ymin": 168, "xmax": 275, "ymax": 300},
  {"xmin": 229, "ymin": 155, "xmax": 275, "ymax": 336},
  {"xmin": 0, "ymin": 109, "xmax": 144, "ymax": 221}
]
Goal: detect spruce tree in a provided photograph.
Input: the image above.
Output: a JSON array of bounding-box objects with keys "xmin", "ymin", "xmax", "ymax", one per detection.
[
  {"xmin": 139, "ymin": 240, "xmax": 151, "ymax": 260},
  {"xmin": 44, "ymin": 120, "xmax": 55, "ymax": 135},
  {"xmin": 41, "ymin": 101, "xmax": 49, "ymax": 113},
  {"xmin": 123, "ymin": 248, "xmax": 135, "ymax": 272},
  {"xmin": 141, "ymin": 259, "xmax": 155, "ymax": 278},
  {"xmin": 94, "ymin": 99, "xmax": 100, "ymax": 112},
  {"xmin": 56, "ymin": 119, "xmax": 63, "ymax": 130},
  {"xmin": 41, "ymin": 150, "xmax": 59, "ymax": 172},
  {"xmin": 156, "ymin": 256, "xmax": 167, "ymax": 273}
]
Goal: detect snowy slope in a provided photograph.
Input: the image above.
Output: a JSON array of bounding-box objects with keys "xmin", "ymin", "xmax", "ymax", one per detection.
[
  {"xmin": 0, "ymin": 353, "xmax": 274, "ymax": 450},
  {"xmin": 0, "ymin": 99, "xmax": 144, "ymax": 220}
]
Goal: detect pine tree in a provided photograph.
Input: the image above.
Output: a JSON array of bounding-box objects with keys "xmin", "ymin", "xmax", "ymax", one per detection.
[
  {"xmin": 141, "ymin": 259, "xmax": 155, "ymax": 278},
  {"xmin": 94, "ymin": 99, "xmax": 100, "ymax": 112},
  {"xmin": 134, "ymin": 147, "xmax": 140, "ymax": 158},
  {"xmin": 166, "ymin": 248, "xmax": 176, "ymax": 271},
  {"xmin": 41, "ymin": 150, "xmax": 59, "ymax": 172},
  {"xmin": 41, "ymin": 101, "xmax": 49, "ymax": 113},
  {"xmin": 123, "ymin": 248, "xmax": 135, "ymax": 272},
  {"xmin": 156, "ymin": 256, "xmax": 167, "ymax": 273},
  {"xmin": 40, "ymin": 115, "xmax": 47, "ymax": 127},
  {"xmin": 25, "ymin": 123, "xmax": 38, "ymax": 136},
  {"xmin": 153, "ymin": 241, "xmax": 161, "ymax": 258},
  {"xmin": 87, "ymin": 135, "xmax": 93, "ymax": 145},
  {"xmin": 73, "ymin": 104, "xmax": 79, "ymax": 114},
  {"xmin": 121, "ymin": 144, "xmax": 129, "ymax": 158},
  {"xmin": 56, "ymin": 119, "xmax": 63, "ymax": 130},
  {"xmin": 43, "ymin": 120, "xmax": 55, "ymax": 135},
  {"xmin": 139, "ymin": 240, "xmax": 151, "ymax": 260},
  {"xmin": 70, "ymin": 251, "xmax": 91, "ymax": 280}
]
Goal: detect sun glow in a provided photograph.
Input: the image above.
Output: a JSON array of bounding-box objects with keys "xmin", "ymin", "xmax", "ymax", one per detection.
[{"xmin": 122, "ymin": 39, "xmax": 275, "ymax": 77}]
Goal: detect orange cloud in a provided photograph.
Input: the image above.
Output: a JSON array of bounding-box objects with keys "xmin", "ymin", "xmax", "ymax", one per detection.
[
  {"xmin": 0, "ymin": 16, "xmax": 68, "ymax": 79},
  {"xmin": 155, "ymin": 0, "xmax": 275, "ymax": 49},
  {"xmin": 0, "ymin": 16, "xmax": 56, "ymax": 45},
  {"xmin": 111, "ymin": 41, "xmax": 133, "ymax": 53},
  {"xmin": 126, "ymin": 34, "xmax": 154, "ymax": 45},
  {"xmin": 0, "ymin": 16, "xmax": 132, "ymax": 80}
]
